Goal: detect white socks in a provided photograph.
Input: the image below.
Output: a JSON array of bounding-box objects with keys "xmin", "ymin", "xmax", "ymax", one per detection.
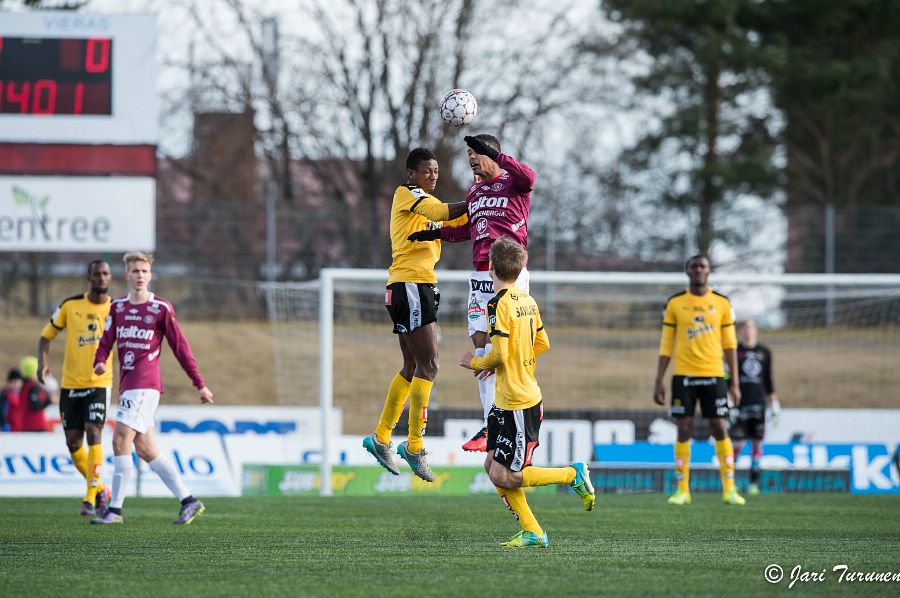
[
  {"xmin": 111, "ymin": 455, "xmax": 132, "ymax": 509},
  {"xmin": 475, "ymin": 343, "xmax": 495, "ymax": 427},
  {"xmin": 149, "ymin": 454, "xmax": 191, "ymax": 501}
]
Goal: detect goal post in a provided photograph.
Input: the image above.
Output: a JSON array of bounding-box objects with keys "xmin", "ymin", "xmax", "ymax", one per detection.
[{"xmin": 263, "ymin": 269, "xmax": 900, "ymax": 497}]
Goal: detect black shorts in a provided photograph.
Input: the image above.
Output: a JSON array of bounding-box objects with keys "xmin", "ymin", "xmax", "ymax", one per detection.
[
  {"xmin": 59, "ymin": 387, "xmax": 110, "ymax": 430},
  {"xmin": 730, "ymin": 402, "xmax": 766, "ymax": 440},
  {"xmin": 385, "ymin": 282, "xmax": 439, "ymax": 334},
  {"xmin": 670, "ymin": 376, "xmax": 728, "ymax": 419},
  {"xmin": 486, "ymin": 401, "xmax": 543, "ymax": 472}
]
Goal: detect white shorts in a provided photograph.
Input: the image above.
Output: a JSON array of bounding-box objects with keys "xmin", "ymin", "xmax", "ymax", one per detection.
[
  {"xmin": 115, "ymin": 389, "xmax": 161, "ymax": 434},
  {"xmin": 466, "ymin": 268, "xmax": 530, "ymax": 337}
]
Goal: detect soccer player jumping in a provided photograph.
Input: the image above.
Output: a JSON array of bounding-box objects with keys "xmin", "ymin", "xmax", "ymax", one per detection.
[
  {"xmin": 460, "ymin": 237, "xmax": 594, "ymax": 548},
  {"xmin": 91, "ymin": 252, "xmax": 214, "ymax": 525},
  {"xmin": 363, "ymin": 148, "xmax": 467, "ymax": 482},
  {"xmin": 411, "ymin": 135, "xmax": 535, "ymax": 453},
  {"xmin": 653, "ymin": 255, "xmax": 745, "ymax": 506}
]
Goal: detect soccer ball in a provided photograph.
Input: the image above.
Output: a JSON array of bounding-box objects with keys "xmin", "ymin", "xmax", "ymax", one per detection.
[{"xmin": 439, "ymin": 89, "xmax": 477, "ymax": 127}]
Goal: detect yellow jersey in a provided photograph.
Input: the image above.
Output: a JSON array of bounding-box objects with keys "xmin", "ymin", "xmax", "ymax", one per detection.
[
  {"xmin": 41, "ymin": 293, "xmax": 113, "ymax": 389},
  {"xmin": 470, "ymin": 286, "xmax": 550, "ymax": 410},
  {"xmin": 658, "ymin": 288, "xmax": 737, "ymax": 377},
  {"xmin": 387, "ymin": 185, "xmax": 459, "ymax": 285}
]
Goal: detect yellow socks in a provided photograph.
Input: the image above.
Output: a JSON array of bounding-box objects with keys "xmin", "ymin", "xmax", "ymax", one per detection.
[
  {"xmin": 70, "ymin": 445, "xmax": 89, "ymax": 479},
  {"xmin": 406, "ymin": 377, "xmax": 432, "ymax": 453},
  {"xmin": 86, "ymin": 443, "xmax": 105, "ymax": 503},
  {"xmin": 521, "ymin": 466, "xmax": 575, "ymax": 487},
  {"xmin": 497, "ymin": 486, "xmax": 542, "ymax": 535},
  {"xmin": 716, "ymin": 437, "xmax": 736, "ymax": 494},
  {"xmin": 375, "ymin": 373, "xmax": 411, "ymax": 445},
  {"xmin": 675, "ymin": 441, "xmax": 691, "ymax": 493}
]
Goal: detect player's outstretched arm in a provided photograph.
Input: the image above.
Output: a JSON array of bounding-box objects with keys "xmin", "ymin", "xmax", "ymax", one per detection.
[
  {"xmin": 439, "ymin": 223, "xmax": 471, "ymax": 243},
  {"xmin": 407, "ymin": 229, "xmax": 441, "ymax": 242}
]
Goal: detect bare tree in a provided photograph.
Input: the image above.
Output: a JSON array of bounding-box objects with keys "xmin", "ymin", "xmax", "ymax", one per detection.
[{"xmin": 158, "ymin": 0, "xmax": 602, "ymax": 277}]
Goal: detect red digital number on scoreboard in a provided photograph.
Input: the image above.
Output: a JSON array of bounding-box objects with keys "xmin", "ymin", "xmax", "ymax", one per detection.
[{"xmin": 0, "ymin": 36, "xmax": 113, "ymax": 116}]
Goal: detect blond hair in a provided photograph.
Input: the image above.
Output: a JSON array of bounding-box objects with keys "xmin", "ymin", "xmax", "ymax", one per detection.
[
  {"xmin": 489, "ymin": 237, "xmax": 527, "ymax": 282},
  {"xmin": 123, "ymin": 251, "xmax": 154, "ymax": 269}
]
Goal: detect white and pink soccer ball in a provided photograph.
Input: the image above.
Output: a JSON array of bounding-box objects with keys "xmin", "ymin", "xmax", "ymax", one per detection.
[{"xmin": 439, "ymin": 89, "xmax": 477, "ymax": 127}]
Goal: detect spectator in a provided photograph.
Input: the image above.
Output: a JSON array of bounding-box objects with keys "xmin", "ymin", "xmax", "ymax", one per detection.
[
  {"xmin": 0, "ymin": 368, "xmax": 23, "ymax": 431},
  {"xmin": 17, "ymin": 356, "xmax": 52, "ymax": 432}
]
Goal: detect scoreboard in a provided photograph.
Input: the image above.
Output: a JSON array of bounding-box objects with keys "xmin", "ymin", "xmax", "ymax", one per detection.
[
  {"xmin": 0, "ymin": 36, "xmax": 114, "ymax": 116},
  {"xmin": 0, "ymin": 12, "xmax": 157, "ymax": 251},
  {"xmin": 0, "ymin": 13, "xmax": 156, "ymax": 143}
]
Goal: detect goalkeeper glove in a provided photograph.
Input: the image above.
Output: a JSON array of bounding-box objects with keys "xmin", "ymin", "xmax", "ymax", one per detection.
[
  {"xmin": 766, "ymin": 399, "xmax": 781, "ymax": 427},
  {"xmin": 464, "ymin": 136, "xmax": 500, "ymax": 161},
  {"xmin": 407, "ymin": 229, "xmax": 441, "ymax": 242}
]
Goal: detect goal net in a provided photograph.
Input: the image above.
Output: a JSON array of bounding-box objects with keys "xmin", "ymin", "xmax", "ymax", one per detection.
[
  {"xmin": 263, "ymin": 269, "xmax": 900, "ymax": 409},
  {"xmin": 261, "ymin": 270, "xmax": 900, "ymax": 493}
]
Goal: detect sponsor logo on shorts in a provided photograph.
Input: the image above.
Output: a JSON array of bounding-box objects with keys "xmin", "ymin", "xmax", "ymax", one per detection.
[
  {"xmin": 384, "ymin": 289, "xmax": 392, "ymax": 305},
  {"xmin": 470, "ymin": 279, "xmax": 493, "ymax": 293},
  {"xmin": 467, "ymin": 296, "xmax": 485, "ymax": 321}
]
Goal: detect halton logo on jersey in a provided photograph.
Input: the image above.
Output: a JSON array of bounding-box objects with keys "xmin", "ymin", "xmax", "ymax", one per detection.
[{"xmin": 117, "ymin": 325, "xmax": 155, "ymax": 340}]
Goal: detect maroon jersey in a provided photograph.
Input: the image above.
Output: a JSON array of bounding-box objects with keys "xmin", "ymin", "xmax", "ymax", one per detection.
[
  {"xmin": 95, "ymin": 294, "xmax": 205, "ymax": 394},
  {"xmin": 440, "ymin": 153, "xmax": 536, "ymax": 267}
]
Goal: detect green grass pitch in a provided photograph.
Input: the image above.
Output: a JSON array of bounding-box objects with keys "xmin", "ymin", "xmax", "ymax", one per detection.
[{"xmin": 2, "ymin": 494, "xmax": 899, "ymax": 597}]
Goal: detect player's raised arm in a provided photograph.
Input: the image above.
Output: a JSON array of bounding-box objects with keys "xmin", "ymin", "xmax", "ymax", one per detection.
[{"xmin": 464, "ymin": 135, "xmax": 536, "ymax": 193}]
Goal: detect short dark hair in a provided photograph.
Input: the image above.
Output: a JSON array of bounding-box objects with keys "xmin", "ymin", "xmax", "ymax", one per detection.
[
  {"xmin": 474, "ymin": 134, "xmax": 500, "ymax": 154},
  {"xmin": 87, "ymin": 259, "xmax": 108, "ymax": 276},
  {"xmin": 684, "ymin": 254, "xmax": 710, "ymax": 272},
  {"xmin": 489, "ymin": 237, "xmax": 527, "ymax": 282},
  {"xmin": 406, "ymin": 147, "xmax": 437, "ymax": 171},
  {"xmin": 6, "ymin": 368, "xmax": 22, "ymax": 383}
]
